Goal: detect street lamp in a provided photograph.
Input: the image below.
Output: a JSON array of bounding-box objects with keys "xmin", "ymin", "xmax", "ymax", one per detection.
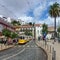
[{"xmin": 33, "ymin": 23, "xmax": 35, "ymax": 40}]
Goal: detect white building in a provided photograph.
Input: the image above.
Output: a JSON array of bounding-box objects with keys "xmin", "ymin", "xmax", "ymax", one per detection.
[{"xmin": 34, "ymin": 24, "xmax": 42, "ymax": 40}]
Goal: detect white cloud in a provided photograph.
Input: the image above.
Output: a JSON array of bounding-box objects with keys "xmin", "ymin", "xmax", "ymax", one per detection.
[
  {"xmin": 0, "ymin": 0, "xmax": 47, "ymax": 18},
  {"xmin": 34, "ymin": 6, "xmax": 44, "ymax": 18},
  {"xmin": 0, "ymin": 0, "xmax": 60, "ymax": 25},
  {"xmin": 0, "ymin": 15, "xmax": 3, "ymax": 18},
  {"xmin": 44, "ymin": 17, "xmax": 60, "ymax": 26},
  {"xmin": 33, "ymin": 0, "xmax": 48, "ymax": 19},
  {"xmin": 48, "ymin": 1, "xmax": 54, "ymax": 6},
  {"xmin": 35, "ymin": 16, "xmax": 60, "ymax": 26},
  {"xmin": 44, "ymin": 16, "xmax": 54, "ymax": 26},
  {"xmin": 7, "ymin": 17, "xmax": 11, "ymax": 22},
  {"xmin": 18, "ymin": 16, "xmax": 34, "ymax": 22}
]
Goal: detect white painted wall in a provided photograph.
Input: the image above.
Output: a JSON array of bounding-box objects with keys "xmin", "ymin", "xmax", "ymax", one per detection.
[{"xmin": 35, "ymin": 26, "xmax": 42, "ymax": 40}]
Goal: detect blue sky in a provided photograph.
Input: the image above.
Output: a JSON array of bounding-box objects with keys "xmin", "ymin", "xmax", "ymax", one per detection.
[{"xmin": 0, "ymin": 0, "xmax": 60, "ymax": 26}]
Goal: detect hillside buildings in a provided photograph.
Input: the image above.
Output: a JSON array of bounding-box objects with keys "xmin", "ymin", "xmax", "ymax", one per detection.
[
  {"xmin": 0, "ymin": 16, "xmax": 54, "ymax": 40},
  {"xmin": 0, "ymin": 17, "xmax": 15, "ymax": 36},
  {"xmin": 15, "ymin": 24, "xmax": 42, "ymax": 40}
]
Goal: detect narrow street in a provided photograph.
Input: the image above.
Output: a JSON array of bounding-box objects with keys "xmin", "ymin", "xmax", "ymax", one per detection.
[{"xmin": 0, "ymin": 40, "xmax": 47, "ymax": 60}]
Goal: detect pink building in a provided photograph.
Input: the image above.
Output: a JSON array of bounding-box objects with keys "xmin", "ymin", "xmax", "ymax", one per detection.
[{"xmin": 0, "ymin": 17, "xmax": 15, "ymax": 36}]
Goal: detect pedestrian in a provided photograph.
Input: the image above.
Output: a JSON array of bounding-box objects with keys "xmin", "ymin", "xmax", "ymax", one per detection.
[{"xmin": 43, "ymin": 32, "xmax": 47, "ymax": 45}]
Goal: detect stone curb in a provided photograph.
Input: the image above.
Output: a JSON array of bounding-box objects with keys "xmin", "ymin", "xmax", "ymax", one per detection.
[
  {"xmin": 0, "ymin": 45, "xmax": 14, "ymax": 52},
  {"xmin": 35, "ymin": 41, "xmax": 52, "ymax": 60},
  {"xmin": 36, "ymin": 42, "xmax": 48, "ymax": 60}
]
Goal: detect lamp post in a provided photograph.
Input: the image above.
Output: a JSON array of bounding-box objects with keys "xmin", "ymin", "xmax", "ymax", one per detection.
[{"xmin": 33, "ymin": 23, "xmax": 35, "ymax": 40}]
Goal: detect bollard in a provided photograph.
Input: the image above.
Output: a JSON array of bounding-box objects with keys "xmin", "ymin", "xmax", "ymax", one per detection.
[
  {"xmin": 52, "ymin": 50, "xmax": 56, "ymax": 60},
  {"xmin": 52, "ymin": 47, "xmax": 56, "ymax": 60},
  {"xmin": 1, "ymin": 44, "xmax": 2, "ymax": 50},
  {"xmin": 50, "ymin": 45, "xmax": 51, "ymax": 53},
  {"xmin": 42, "ymin": 41, "xmax": 44, "ymax": 47},
  {"xmin": 47, "ymin": 44, "xmax": 48, "ymax": 50}
]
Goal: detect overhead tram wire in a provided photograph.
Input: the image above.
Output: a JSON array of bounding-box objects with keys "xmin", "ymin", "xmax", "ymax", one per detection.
[{"xmin": 0, "ymin": 3, "xmax": 17, "ymax": 18}]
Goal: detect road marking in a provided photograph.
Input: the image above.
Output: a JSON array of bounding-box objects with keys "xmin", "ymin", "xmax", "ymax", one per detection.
[
  {"xmin": 27, "ymin": 45, "xmax": 29, "ymax": 47},
  {"xmin": 19, "ymin": 46, "xmax": 21, "ymax": 47},
  {"xmin": 23, "ymin": 45, "xmax": 25, "ymax": 47},
  {"xmin": 2, "ymin": 48, "xmax": 25, "ymax": 60},
  {"xmin": 35, "ymin": 45, "xmax": 37, "ymax": 47},
  {"xmin": 25, "ymin": 45, "xmax": 37, "ymax": 48},
  {"xmin": 31, "ymin": 45, "xmax": 34, "ymax": 47}
]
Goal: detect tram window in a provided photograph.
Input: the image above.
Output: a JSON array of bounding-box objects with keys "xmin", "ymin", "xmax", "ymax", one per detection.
[
  {"xmin": 22, "ymin": 37, "xmax": 25, "ymax": 39},
  {"xmin": 19, "ymin": 36, "xmax": 25, "ymax": 39},
  {"xmin": 19, "ymin": 36, "xmax": 22, "ymax": 39}
]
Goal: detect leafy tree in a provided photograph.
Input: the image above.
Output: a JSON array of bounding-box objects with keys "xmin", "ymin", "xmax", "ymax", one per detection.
[
  {"xmin": 29, "ymin": 22, "xmax": 33, "ymax": 25},
  {"xmin": 49, "ymin": 2, "xmax": 60, "ymax": 38},
  {"xmin": 2, "ymin": 29, "xmax": 11, "ymax": 37},
  {"xmin": 11, "ymin": 20, "xmax": 21, "ymax": 26},
  {"xmin": 24, "ymin": 30, "xmax": 32, "ymax": 36},
  {"xmin": 42, "ymin": 23, "xmax": 48, "ymax": 35},
  {"xmin": 10, "ymin": 32, "xmax": 18, "ymax": 39},
  {"xmin": 2, "ymin": 29, "xmax": 18, "ymax": 39},
  {"xmin": 17, "ymin": 21, "xmax": 21, "ymax": 25},
  {"xmin": 57, "ymin": 26, "xmax": 60, "ymax": 39},
  {"xmin": 57, "ymin": 27, "xmax": 60, "ymax": 33}
]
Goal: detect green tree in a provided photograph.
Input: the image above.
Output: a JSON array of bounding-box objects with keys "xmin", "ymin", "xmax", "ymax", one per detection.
[
  {"xmin": 57, "ymin": 26, "xmax": 60, "ymax": 40},
  {"xmin": 11, "ymin": 20, "xmax": 21, "ymax": 26},
  {"xmin": 57, "ymin": 26, "xmax": 60, "ymax": 33},
  {"xmin": 10, "ymin": 32, "xmax": 18, "ymax": 39},
  {"xmin": 2, "ymin": 29, "xmax": 11, "ymax": 37},
  {"xmin": 25, "ymin": 30, "xmax": 32, "ymax": 36},
  {"xmin": 2, "ymin": 29, "xmax": 18, "ymax": 39},
  {"xmin": 49, "ymin": 2, "xmax": 60, "ymax": 38},
  {"xmin": 29, "ymin": 22, "xmax": 33, "ymax": 25},
  {"xmin": 42, "ymin": 23, "xmax": 48, "ymax": 35}
]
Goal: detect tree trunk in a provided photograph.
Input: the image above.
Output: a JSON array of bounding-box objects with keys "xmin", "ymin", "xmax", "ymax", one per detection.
[{"xmin": 54, "ymin": 17, "xmax": 56, "ymax": 40}]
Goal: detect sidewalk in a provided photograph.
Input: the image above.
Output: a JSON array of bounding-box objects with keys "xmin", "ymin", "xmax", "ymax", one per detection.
[
  {"xmin": 36, "ymin": 39, "xmax": 60, "ymax": 60},
  {"xmin": 0, "ymin": 44, "xmax": 14, "ymax": 51}
]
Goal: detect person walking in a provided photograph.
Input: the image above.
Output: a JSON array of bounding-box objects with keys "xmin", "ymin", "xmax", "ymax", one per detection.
[{"xmin": 43, "ymin": 32, "xmax": 47, "ymax": 45}]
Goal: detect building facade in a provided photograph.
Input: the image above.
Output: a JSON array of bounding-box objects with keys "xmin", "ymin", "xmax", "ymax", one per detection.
[
  {"xmin": 35, "ymin": 24, "xmax": 42, "ymax": 40},
  {"xmin": 15, "ymin": 24, "xmax": 42, "ymax": 40},
  {"xmin": 0, "ymin": 17, "xmax": 15, "ymax": 36}
]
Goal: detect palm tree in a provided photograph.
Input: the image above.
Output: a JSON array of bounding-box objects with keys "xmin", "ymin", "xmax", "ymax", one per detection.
[{"xmin": 49, "ymin": 2, "xmax": 60, "ymax": 39}]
